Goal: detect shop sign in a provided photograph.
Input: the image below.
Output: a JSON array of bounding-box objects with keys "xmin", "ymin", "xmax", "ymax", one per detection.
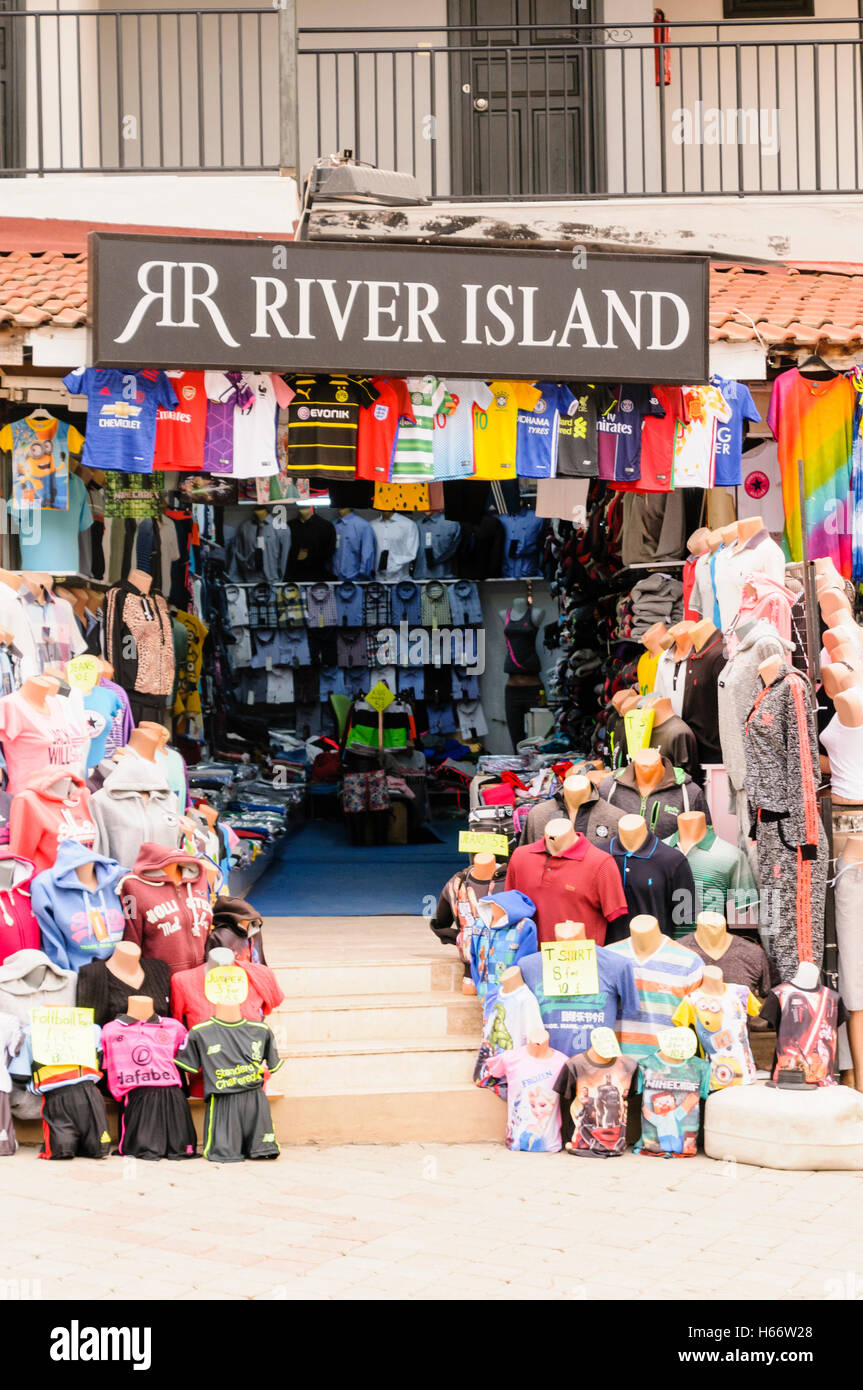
[
  {"xmin": 30, "ymin": 1006, "xmax": 97, "ymax": 1068},
  {"xmin": 204, "ymin": 965, "xmax": 250, "ymax": 1006},
  {"xmin": 458, "ymin": 831, "xmax": 510, "ymax": 857},
  {"xmin": 541, "ymin": 940, "xmax": 599, "ymax": 997},
  {"xmin": 90, "ymin": 234, "xmax": 709, "ymax": 384}
]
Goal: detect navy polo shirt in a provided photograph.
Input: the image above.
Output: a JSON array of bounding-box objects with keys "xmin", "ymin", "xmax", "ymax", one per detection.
[{"xmin": 607, "ymin": 832, "xmax": 696, "ymax": 943}]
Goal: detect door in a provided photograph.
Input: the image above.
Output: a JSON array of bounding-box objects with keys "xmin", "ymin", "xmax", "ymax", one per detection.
[
  {"xmin": 449, "ymin": 0, "xmax": 602, "ymax": 197},
  {"xmin": 0, "ymin": 0, "xmax": 24, "ymax": 173}
]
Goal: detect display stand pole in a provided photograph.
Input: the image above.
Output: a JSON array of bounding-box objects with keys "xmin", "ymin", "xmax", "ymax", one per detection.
[{"xmin": 798, "ymin": 457, "xmax": 839, "ymax": 990}]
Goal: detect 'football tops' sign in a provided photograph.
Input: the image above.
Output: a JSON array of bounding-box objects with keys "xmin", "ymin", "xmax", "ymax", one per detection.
[{"xmin": 90, "ymin": 234, "xmax": 708, "ymax": 384}]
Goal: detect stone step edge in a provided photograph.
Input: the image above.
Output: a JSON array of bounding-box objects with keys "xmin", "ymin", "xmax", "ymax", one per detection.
[
  {"xmin": 273, "ymin": 992, "xmax": 480, "ymax": 1013},
  {"xmin": 274, "ymin": 1035, "xmax": 480, "ymax": 1057}
]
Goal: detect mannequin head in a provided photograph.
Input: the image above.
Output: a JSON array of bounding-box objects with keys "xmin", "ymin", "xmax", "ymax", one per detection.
[
  {"xmin": 471, "ymin": 852, "xmax": 497, "ymax": 881},
  {"xmin": 641, "ymin": 622, "xmax": 669, "ymax": 657},
  {"xmin": 631, "ymin": 747, "xmax": 664, "ymax": 795},
  {"xmin": 526, "ymin": 1027, "xmax": 552, "ymax": 1058},
  {"xmin": 704, "ymin": 529, "xmax": 725, "ymax": 552},
  {"xmin": 694, "ymin": 911, "xmax": 730, "ymax": 955},
  {"xmin": 701, "ymin": 964, "xmax": 725, "ymax": 994},
  {"xmin": 562, "ymin": 774, "xmax": 591, "ymax": 813},
  {"xmin": 630, "ymin": 914, "xmax": 663, "ymax": 957},
  {"xmin": 554, "ymin": 920, "xmax": 586, "ymax": 942},
  {"xmin": 822, "ymin": 662, "xmax": 860, "ymax": 700},
  {"xmin": 618, "ymin": 813, "xmax": 649, "ymax": 852},
  {"xmin": 667, "ymin": 621, "xmax": 696, "ymax": 658},
  {"xmin": 545, "ymin": 817, "xmax": 577, "ymax": 856},
  {"xmin": 687, "ymin": 527, "xmax": 711, "ymax": 557},
  {"xmin": 611, "ymin": 688, "xmax": 640, "ymax": 716}
]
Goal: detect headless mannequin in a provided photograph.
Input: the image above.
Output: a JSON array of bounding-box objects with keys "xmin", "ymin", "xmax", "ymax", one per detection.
[
  {"xmin": 555, "ymin": 920, "xmax": 586, "ymax": 943},
  {"xmin": 823, "ymin": 631, "xmax": 853, "ymax": 660},
  {"xmin": 687, "ymin": 527, "xmax": 711, "ymax": 560},
  {"xmin": 498, "ymin": 596, "xmax": 547, "ymax": 633},
  {"xmin": 106, "ymin": 941, "xmax": 145, "ymax": 990},
  {"xmin": 19, "ymin": 675, "xmax": 60, "ymax": 712},
  {"xmin": 693, "ymin": 910, "xmax": 732, "ymax": 959},
  {"xmin": 820, "ymin": 590, "xmax": 853, "ymax": 625},
  {"xmin": 631, "ymin": 747, "xmax": 665, "ymax": 800},
  {"xmin": 125, "ymin": 728, "xmax": 161, "ymax": 762},
  {"xmin": 641, "ymin": 622, "xmax": 669, "ymax": 658},
  {"xmin": 126, "ymin": 569, "xmax": 152, "ymax": 595},
  {"xmin": 758, "ymin": 654, "xmax": 783, "ymax": 688},
  {"xmin": 676, "ymin": 809, "xmax": 707, "ymax": 856},
  {"xmin": 545, "ymin": 817, "xmax": 579, "ymax": 857},
  {"xmin": 734, "ymin": 515, "xmax": 765, "ymax": 547},
  {"xmin": 629, "ymin": 913, "xmax": 664, "ymax": 960},
  {"xmin": 718, "ymin": 521, "xmax": 739, "ymax": 548},
  {"xmin": 701, "ymin": 964, "xmax": 725, "ymax": 995},
  {"xmin": 471, "ymin": 851, "xmax": 497, "ymax": 882},
  {"xmin": 562, "ymin": 774, "xmax": 592, "ymax": 819},
  {"xmin": 612, "ymin": 689, "xmax": 640, "ymax": 716},
  {"xmin": 689, "ymin": 618, "xmax": 716, "ymax": 653},
  {"xmin": 834, "ymin": 690, "xmax": 863, "ymax": 729},
  {"xmin": 526, "ymin": 1027, "xmax": 552, "ymax": 1060},
  {"xmin": 618, "ymin": 813, "xmax": 649, "ymax": 853},
  {"xmin": 500, "ymin": 965, "xmax": 524, "ymax": 994},
  {"xmin": 74, "ymin": 860, "xmax": 101, "ymax": 892},
  {"xmin": 125, "ymin": 994, "xmax": 155, "ymax": 1022},
  {"xmin": 791, "ymin": 961, "xmax": 821, "ymax": 990},
  {"xmin": 645, "ymin": 695, "xmax": 675, "ymax": 726},
  {"xmin": 667, "ymin": 621, "xmax": 695, "ymax": 661},
  {"xmin": 19, "ymin": 572, "xmax": 53, "ymax": 601}
]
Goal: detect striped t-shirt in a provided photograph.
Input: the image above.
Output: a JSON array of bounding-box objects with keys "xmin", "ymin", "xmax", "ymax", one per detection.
[
  {"xmin": 391, "ymin": 376, "xmax": 453, "ymax": 482},
  {"xmin": 607, "ymin": 937, "xmax": 703, "ymax": 1057}
]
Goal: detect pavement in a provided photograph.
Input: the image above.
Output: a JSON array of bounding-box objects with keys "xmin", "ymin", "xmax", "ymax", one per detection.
[{"xmin": 2, "ymin": 1141, "xmax": 863, "ymax": 1301}]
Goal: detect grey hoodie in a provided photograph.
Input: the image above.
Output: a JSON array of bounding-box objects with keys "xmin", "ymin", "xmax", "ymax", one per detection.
[
  {"xmin": 717, "ymin": 619, "xmax": 793, "ymax": 803},
  {"xmin": 90, "ymin": 758, "xmax": 181, "ymax": 871},
  {"xmin": 0, "ymin": 948, "xmax": 77, "ymax": 1118}
]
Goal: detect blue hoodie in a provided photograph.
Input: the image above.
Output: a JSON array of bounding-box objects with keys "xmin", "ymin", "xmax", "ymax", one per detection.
[
  {"xmin": 30, "ymin": 840, "xmax": 126, "ymax": 972},
  {"xmin": 469, "ymin": 889, "xmax": 538, "ymax": 1005}
]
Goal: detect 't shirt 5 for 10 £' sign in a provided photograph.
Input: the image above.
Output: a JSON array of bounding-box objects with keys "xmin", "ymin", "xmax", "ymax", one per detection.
[{"xmin": 541, "ymin": 941, "xmax": 600, "ymax": 997}]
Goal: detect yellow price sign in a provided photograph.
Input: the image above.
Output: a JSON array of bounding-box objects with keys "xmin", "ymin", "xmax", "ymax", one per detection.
[
  {"xmin": 458, "ymin": 831, "xmax": 509, "ymax": 857},
  {"xmin": 204, "ymin": 965, "xmax": 250, "ymax": 1006},
  {"xmin": 30, "ymin": 1006, "xmax": 97, "ymax": 1068},
  {"xmin": 541, "ymin": 941, "xmax": 599, "ymax": 998},
  {"xmin": 365, "ymin": 681, "xmax": 395, "ymax": 713},
  {"xmin": 66, "ymin": 655, "xmax": 100, "ymax": 693}
]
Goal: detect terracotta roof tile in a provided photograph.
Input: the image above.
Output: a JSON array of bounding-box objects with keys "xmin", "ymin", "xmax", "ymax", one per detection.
[{"xmin": 0, "ymin": 250, "xmax": 87, "ymax": 329}]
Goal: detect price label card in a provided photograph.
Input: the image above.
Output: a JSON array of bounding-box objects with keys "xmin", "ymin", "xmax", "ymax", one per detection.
[
  {"xmin": 204, "ymin": 965, "xmax": 250, "ymax": 1006},
  {"xmin": 540, "ymin": 941, "xmax": 599, "ymax": 998},
  {"xmin": 66, "ymin": 655, "xmax": 100, "ymax": 692},
  {"xmin": 366, "ymin": 681, "xmax": 395, "ymax": 713},
  {"xmin": 458, "ymin": 831, "xmax": 509, "ymax": 857},
  {"xmin": 30, "ymin": 1006, "xmax": 97, "ymax": 1068}
]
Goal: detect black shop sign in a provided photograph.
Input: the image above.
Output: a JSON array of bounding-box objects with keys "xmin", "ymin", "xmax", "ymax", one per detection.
[{"xmin": 90, "ymin": 233, "xmax": 708, "ymax": 383}]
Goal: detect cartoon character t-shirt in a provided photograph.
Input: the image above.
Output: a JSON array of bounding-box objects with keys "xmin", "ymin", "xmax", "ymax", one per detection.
[
  {"xmin": 0, "ymin": 415, "xmax": 83, "ymax": 511},
  {"xmin": 672, "ymin": 984, "xmax": 760, "ymax": 1090},
  {"xmin": 759, "ymin": 984, "xmax": 847, "ymax": 1086},
  {"xmin": 485, "ymin": 1045, "xmax": 567, "ymax": 1152},
  {"xmin": 636, "ymin": 1051, "xmax": 710, "ymax": 1157},
  {"xmin": 554, "ymin": 1052, "xmax": 638, "ymax": 1157}
]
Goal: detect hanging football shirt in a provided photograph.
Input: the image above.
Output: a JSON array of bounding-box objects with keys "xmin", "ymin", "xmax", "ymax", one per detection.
[
  {"xmin": 391, "ymin": 377, "xmax": 454, "ymax": 483},
  {"xmin": 515, "ymin": 381, "xmax": 577, "ymax": 479},
  {"xmin": 635, "ymin": 1050, "xmax": 710, "ymax": 1156},
  {"xmin": 555, "ymin": 384, "xmax": 598, "ymax": 478},
  {"xmin": 672, "ymin": 983, "xmax": 760, "ymax": 1090},
  {"xmin": 153, "ymin": 371, "xmax": 208, "ymax": 472},
  {"xmin": 709, "ymin": 376, "xmax": 761, "ymax": 486},
  {"xmin": 624, "ymin": 385, "xmax": 688, "ymax": 493},
  {"xmin": 203, "ymin": 372, "xmax": 254, "ymax": 475},
  {"xmin": 596, "ymin": 384, "xmax": 664, "ymax": 484},
  {"xmin": 473, "ymin": 380, "xmax": 542, "ymax": 480},
  {"xmin": 554, "ymin": 1052, "xmax": 638, "ymax": 1157},
  {"xmin": 282, "ymin": 374, "xmax": 377, "ymax": 481},
  {"xmin": 63, "ymin": 369, "xmax": 177, "ymax": 474},
  {"xmin": 0, "ymin": 414, "xmax": 83, "ymax": 512},
  {"xmin": 485, "ymin": 1044, "xmax": 567, "ymax": 1152},
  {"xmin": 356, "ymin": 378, "xmax": 415, "ymax": 483},
  {"xmin": 433, "ymin": 380, "xmax": 494, "ymax": 481},
  {"xmin": 231, "ymin": 373, "xmax": 295, "ymax": 479},
  {"xmin": 768, "ymin": 367, "xmax": 855, "ymax": 578},
  {"xmin": 671, "ymin": 384, "xmax": 733, "ymax": 488}
]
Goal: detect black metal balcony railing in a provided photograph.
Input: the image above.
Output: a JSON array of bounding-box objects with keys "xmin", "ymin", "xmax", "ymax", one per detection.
[{"xmin": 2, "ymin": 9, "xmax": 863, "ymax": 198}]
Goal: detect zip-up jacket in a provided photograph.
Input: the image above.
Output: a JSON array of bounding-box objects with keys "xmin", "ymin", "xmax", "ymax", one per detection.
[
  {"xmin": 598, "ymin": 757, "xmax": 712, "ymax": 842},
  {"xmin": 469, "ymin": 890, "xmax": 538, "ymax": 1003}
]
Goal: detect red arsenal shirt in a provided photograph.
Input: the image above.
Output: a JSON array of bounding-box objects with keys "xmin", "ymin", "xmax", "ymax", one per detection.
[
  {"xmin": 153, "ymin": 371, "xmax": 208, "ymax": 471},
  {"xmin": 356, "ymin": 377, "xmax": 416, "ymax": 483},
  {"xmin": 504, "ymin": 836, "xmax": 628, "ymax": 946}
]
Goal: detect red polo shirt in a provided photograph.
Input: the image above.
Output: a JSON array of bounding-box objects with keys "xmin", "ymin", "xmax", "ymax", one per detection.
[{"xmin": 505, "ymin": 836, "xmax": 628, "ymax": 946}]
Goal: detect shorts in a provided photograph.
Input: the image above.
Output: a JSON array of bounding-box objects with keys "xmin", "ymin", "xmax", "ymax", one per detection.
[
  {"xmin": 39, "ymin": 1083, "xmax": 110, "ymax": 1160},
  {"xmin": 118, "ymin": 1086, "xmax": 198, "ymax": 1161},
  {"xmin": 835, "ymin": 859, "xmax": 863, "ymax": 1010},
  {"xmin": 202, "ymin": 1088, "xmax": 280, "ymax": 1163},
  {"xmin": 343, "ymin": 769, "xmax": 391, "ymax": 814},
  {"xmin": 0, "ymin": 1091, "xmax": 16, "ymax": 1156}
]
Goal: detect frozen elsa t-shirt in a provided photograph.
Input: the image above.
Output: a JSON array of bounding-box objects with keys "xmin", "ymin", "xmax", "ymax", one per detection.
[{"xmin": 486, "ymin": 1044, "xmax": 567, "ymax": 1152}]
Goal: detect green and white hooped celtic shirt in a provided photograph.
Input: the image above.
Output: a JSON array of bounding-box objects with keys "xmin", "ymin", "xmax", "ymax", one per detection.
[{"xmin": 390, "ymin": 376, "xmax": 453, "ymax": 482}]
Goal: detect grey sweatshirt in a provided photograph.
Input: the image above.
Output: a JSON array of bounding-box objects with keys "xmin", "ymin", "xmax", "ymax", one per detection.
[
  {"xmin": 717, "ymin": 620, "xmax": 793, "ymax": 801},
  {"xmin": 0, "ymin": 948, "xmax": 77, "ymax": 1119},
  {"xmin": 91, "ymin": 758, "xmax": 181, "ymax": 870}
]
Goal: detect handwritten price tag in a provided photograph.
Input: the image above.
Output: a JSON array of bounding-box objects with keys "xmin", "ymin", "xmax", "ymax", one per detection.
[
  {"xmin": 204, "ymin": 965, "xmax": 250, "ymax": 1006},
  {"xmin": 541, "ymin": 941, "xmax": 599, "ymax": 998},
  {"xmin": 30, "ymin": 1006, "xmax": 97, "ymax": 1068},
  {"xmin": 365, "ymin": 681, "xmax": 395, "ymax": 713},
  {"xmin": 458, "ymin": 831, "xmax": 509, "ymax": 857}
]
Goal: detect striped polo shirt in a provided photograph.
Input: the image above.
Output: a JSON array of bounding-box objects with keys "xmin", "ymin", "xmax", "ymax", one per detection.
[
  {"xmin": 664, "ymin": 826, "xmax": 759, "ymax": 933},
  {"xmin": 607, "ymin": 936, "xmax": 703, "ymax": 1057}
]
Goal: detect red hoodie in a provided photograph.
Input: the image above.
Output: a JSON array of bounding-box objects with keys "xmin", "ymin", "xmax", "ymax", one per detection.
[
  {"xmin": 120, "ymin": 843, "xmax": 213, "ymax": 975},
  {"xmin": 9, "ymin": 771, "xmax": 97, "ymax": 876},
  {"xmin": 0, "ymin": 851, "xmax": 40, "ymax": 964}
]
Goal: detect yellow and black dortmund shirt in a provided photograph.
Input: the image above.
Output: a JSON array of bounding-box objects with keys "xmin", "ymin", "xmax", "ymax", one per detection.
[{"xmin": 282, "ymin": 375, "xmax": 379, "ymax": 480}]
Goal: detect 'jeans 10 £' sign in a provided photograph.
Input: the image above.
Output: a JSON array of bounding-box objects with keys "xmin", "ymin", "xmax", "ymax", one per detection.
[{"xmin": 89, "ymin": 234, "xmax": 709, "ymax": 384}]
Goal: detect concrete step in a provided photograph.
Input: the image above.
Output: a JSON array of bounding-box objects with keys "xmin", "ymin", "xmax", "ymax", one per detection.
[
  {"xmin": 273, "ymin": 991, "xmax": 482, "ymax": 1044},
  {"xmin": 277, "ymin": 1035, "xmax": 479, "ymax": 1094},
  {"xmin": 274, "ymin": 958, "xmax": 464, "ymax": 1000}
]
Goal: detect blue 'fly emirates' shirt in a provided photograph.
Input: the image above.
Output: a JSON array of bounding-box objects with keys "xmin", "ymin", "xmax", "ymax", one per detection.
[
  {"xmin": 515, "ymin": 382, "xmax": 577, "ymax": 479},
  {"xmin": 63, "ymin": 369, "xmax": 178, "ymax": 474},
  {"xmin": 597, "ymin": 384, "xmax": 664, "ymax": 484},
  {"xmin": 709, "ymin": 375, "xmax": 761, "ymax": 486},
  {"xmin": 520, "ymin": 947, "xmax": 640, "ymax": 1057}
]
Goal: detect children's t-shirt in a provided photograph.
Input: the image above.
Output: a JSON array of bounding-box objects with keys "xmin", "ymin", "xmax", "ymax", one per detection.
[
  {"xmin": 356, "ymin": 378, "xmax": 416, "ymax": 483},
  {"xmin": 554, "ymin": 1052, "xmax": 638, "ymax": 1157},
  {"xmin": 759, "ymin": 983, "xmax": 847, "ymax": 1087},
  {"xmin": 485, "ymin": 1044, "xmax": 567, "ymax": 1152},
  {"xmin": 82, "ymin": 686, "xmax": 126, "ymax": 770},
  {"xmin": 473, "ymin": 380, "xmax": 542, "ymax": 479},
  {"xmin": 596, "ymin": 384, "xmax": 664, "ymax": 483},
  {"xmin": 62, "ymin": 369, "xmax": 178, "ymax": 474},
  {"xmin": 0, "ymin": 414, "xmax": 83, "ymax": 511},
  {"xmin": 101, "ymin": 1015, "xmax": 188, "ymax": 1100},
  {"xmin": 607, "ymin": 936, "xmax": 703, "ymax": 1057},
  {"xmin": 174, "ymin": 1017, "xmax": 283, "ymax": 1097},
  {"xmin": 635, "ymin": 1050, "xmax": 710, "ymax": 1156},
  {"xmin": 433, "ymin": 380, "xmax": 494, "ymax": 481},
  {"xmin": 391, "ymin": 377, "xmax": 454, "ymax": 483},
  {"xmin": 515, "ymin": 381, "xmax": 577, "ymax": 479},
  {"xmin": 474, "ymin": 982, "xmax": 545, "ymax": 1094},
  {"xmin": 153, "ymin": 371, "xmax": 208, "ymax": 471},
  {"xmin": 672, "ymin": 983, "xmax": 761, "ymax": 1089},
  {"xmin": 709, "ymin": 376, "xmax": 761, "ymax": 486}
]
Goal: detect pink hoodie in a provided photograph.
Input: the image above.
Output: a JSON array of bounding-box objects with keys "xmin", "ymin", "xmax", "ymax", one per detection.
[{"xmin": 726, "ymin": 573, "xmax": 798, "ymax": 655}]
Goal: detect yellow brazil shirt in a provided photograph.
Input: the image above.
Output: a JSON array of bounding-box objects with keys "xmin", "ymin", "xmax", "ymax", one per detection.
[{"xmin": 472, "ymin": 380, "xmax": 542, "ymax": 480}]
